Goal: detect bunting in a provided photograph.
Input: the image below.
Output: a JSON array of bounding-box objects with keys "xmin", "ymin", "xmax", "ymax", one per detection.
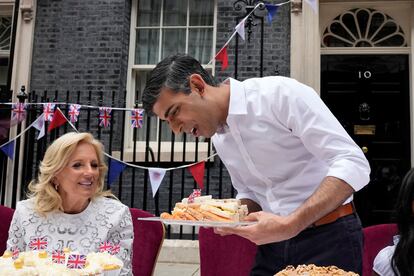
[
  {"xmin": 107, "ymin": 158, "xmax": 127, "ymax": 186},
  {"xmin": 43, "ymin": 103, "xmax": 55, "ymax": 122},
  {"xmin": 235, "ymin": 19, "xmax": 246, "ymax": 40},
  {"xmin": 30, "ymin": 113, "xmax": 45, "ymax": 140},
  {"xmin": 11, "ymin": 103, "xmax": 26, "ymax": 122},
  {"xmin": 131, "ymin": 109, "xmax": 144, "ymax": 128},
  {"xmin": 215, "ymin": 46, "xmax": 229, "ymax": 71},
  {"xmin": 305, "ymin": 0, "xmax": 318, "ymax": 13},
  {"xmin": 68, "ymin": 104, "xmax": 81, "ymax": 123},
  {"xmin": 148, "ymin": 167, "xmax": 166, "ymax": 197},
  {"xmin": 0, "ymin": 141, "xmax": 15, "ymax": 160},
  {"xmin": 188, "ymin": 161, "xmax": 205, "ymax": 189},
  {"xmin": 264, "ymin": 4, "xmax": 279, "ymax": 24},
  {"xmin": 99, "ymin": 107, "xmax": 112, "ymax": 128},
  {"xmin": 48, "ymin": 108, "xmax": 67, "ymax": 132}
]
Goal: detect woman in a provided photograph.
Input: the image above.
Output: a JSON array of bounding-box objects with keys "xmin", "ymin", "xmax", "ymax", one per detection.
[
  {"xmin": 373, "ymin": 168, "xmax": 414, "ymax": 276},
  {"xmin": 7, "ymin": 132, "xmax": 133, "ymax": 275}
]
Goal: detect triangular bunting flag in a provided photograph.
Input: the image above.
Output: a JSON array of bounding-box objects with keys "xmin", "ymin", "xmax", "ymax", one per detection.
[
  {"xmin": 216, "ymin": 46, "xmax": 229, "ymax": 71},
  {"xmin": 265, "ymin": 4, "xmax": 279, "ymax": 24},
  {"xmin": 107, "ymin": 158, "xmax": 127, "ymax": 186},
  {"xmin": 304, "ymin": 0, "xmax": 318, "ymax": 13},
  {"xmin": 48, "ymin": 108, "xmax": 67, "ymax": 132},
  {"xmin": 43, "ymin": 103, "xmax": 56, "ymax": 122},
  {"xmin": 68, "ymin": 104, "xmax": 81, "ymax": 123},
  {"xmin": 188, "ymin": 161, "xmax": 205, "ymax": 189},
  {"xmin": 148, "ymin": 168, "xmax": 166, "ymax": 197},
  {"xmin": 235, "ymin": 20, "xmax": 245, "ymax": 40},
  {"xmin": 31, "ymin": 113, "xmax": 45, "ymax": 140},
  {"xmin": 0, "ymin": 141, "xmax": 15, "ymax": 160}
]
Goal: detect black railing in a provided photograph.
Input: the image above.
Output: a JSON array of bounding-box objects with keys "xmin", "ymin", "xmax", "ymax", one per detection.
[{"xmin": 0, "ymin": 88, "xmax": 235, "ymax": 240}]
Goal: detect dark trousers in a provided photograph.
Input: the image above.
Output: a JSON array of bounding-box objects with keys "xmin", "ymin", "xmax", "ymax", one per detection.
[{"xmin": 250, "ymin": 214, "xmax": 363, "ymax": 276}]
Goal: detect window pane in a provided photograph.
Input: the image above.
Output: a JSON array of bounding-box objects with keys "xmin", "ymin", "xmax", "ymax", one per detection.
[
  {"xmin": 188, "ymin": 28, "xmax": 212, "ymax": 64},
  {"xmin": 0, "ymin": 16, "xmax": 12, "ymax": 50},
  {"xmin": 137, "ymin": 0, "xmax": 161, "ymax": 27},
  {"xmin": 162, "ymin": 29, "xmax": 186, "ymax": 59},
  {"xmin": 163, "ymin": 0, "xmax": 187, "ymax": 26},
  {"xmin": 135, "ymin": 29, "xmax": 159, "ymax": 64},
  {"xmin": 189, "ymin": 0, "xmax": 214, "ymax": 26}
]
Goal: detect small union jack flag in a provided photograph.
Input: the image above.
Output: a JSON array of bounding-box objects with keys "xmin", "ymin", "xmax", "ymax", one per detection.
[
  {"xmin": 67, "ymin": 254, "xmax": 86, "ymax": 269},
  {"xmin": 11, "ymin": 103, "xmax": 26, "ymax": 122},
  {"xmin": 43, "ymin": 103, "xmax": 56, "ymax": 122},
  {"xmin": 68, "ymin": 104, "xmax": 81, "ymax": 123},
  {"xmin": 188, "ymin": 189, "xmax": 202, "ymax": 203},
  {"xmin": 99, "ymin": 241, "xmax": 113, "ymax": 253},
  {"xmin": 52, "ymin": 250, "xmax": 66, "ymax": 264},
  {"xmin": 131, "ymin": 109, "xmax": 144, "ymax": 128},
  {"xmin": 111, "ymin": 243, "xmax": 120, "ymax": 255},
  {"xmin": 98, "ymin": 107, "xmax": 112, "ymax": 128},
  {"xmin": 29, "ymin": 236, "xmax": 48, "ymax": 250},
  {"xmin": 11, "ymin": 246, "xmax": 19, "ymax": 260}
]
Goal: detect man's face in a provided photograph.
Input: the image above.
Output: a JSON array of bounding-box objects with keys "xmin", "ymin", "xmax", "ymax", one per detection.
[{"xmin": 153, "ymin": 87, "xmax": 219, "ymax": 138}]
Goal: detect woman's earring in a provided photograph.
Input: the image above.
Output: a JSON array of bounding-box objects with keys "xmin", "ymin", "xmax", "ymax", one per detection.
[{"xmin": 54, "ymin": 184, "xmax": 59, "ymax": 191}]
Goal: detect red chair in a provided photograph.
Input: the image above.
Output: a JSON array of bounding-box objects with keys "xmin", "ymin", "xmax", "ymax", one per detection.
[
  {"xmin": 362, "ymin": 223, "xmax": 398, "ymax": 276},
  {"xmin": 199, "ymin": 227, "xmax": 257, "ymax": 276},
  {"xmin": 129, "ymin": 208, "xmax": 165, "ymax": 276},
  {"xmin": 0, "ymin": 205, "xmax": 14, "ymax": 255}
]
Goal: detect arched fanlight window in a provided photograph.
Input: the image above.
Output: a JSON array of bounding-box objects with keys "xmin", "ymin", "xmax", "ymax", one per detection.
[
  {"xmin": 322, "ymin": 8, "xmax": 407, "ymax": 47},
  {"xmin": 0, "ymin": 16, "xmax": 12, "ymax": 51}
]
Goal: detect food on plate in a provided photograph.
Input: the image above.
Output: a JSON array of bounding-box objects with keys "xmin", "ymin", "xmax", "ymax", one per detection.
[
  {"xmin": 275, "ymin": 264, "xmax": 359, "ymax": 276},
  {"xmin": 0, "ymin": 250, "xmax": 123, "ymax": 276},
  {"xmin": 160, "ymin": 195, "xmax": 248, "ymax": 222}
]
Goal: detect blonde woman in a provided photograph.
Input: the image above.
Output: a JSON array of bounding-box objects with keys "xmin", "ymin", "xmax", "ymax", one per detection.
[{"xmin": 7, "ymin": 132, "xmax": 133, "ymax": 275}]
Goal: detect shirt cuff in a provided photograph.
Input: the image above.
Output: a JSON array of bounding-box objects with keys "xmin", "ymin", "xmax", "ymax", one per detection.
[{"xmin": 326, "ymin": 158, "xmax": 370, "ymax": 191}]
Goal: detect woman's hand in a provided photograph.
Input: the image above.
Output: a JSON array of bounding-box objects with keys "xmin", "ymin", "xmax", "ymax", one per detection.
[{"xmin": 214, "ymin": 211, "xmax": 300, "ymax": 245}]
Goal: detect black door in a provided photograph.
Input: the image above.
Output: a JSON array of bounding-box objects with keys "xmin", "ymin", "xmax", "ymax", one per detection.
[{"xmin": 321, "ymin": 55, "xmax": 411, "ymax": 226}]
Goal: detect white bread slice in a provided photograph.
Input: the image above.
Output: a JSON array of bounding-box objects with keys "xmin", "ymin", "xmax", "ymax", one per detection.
[{"xmin": 200, "ymin": 204, "xmax": 239, "ymax": 221}]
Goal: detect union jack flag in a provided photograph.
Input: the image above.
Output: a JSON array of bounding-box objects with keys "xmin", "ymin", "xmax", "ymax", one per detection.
[
  {"xmin": 52, "ymin": 250, "xmax": 66, "ymax": 264},
  {"xmin": 43, "ymin": 103, "xmax": 56, "ymax": 122},
  {"xmin": 67, "ymin": 254, "xmax": 86, "ymax": 269},
  {"xmin": 68, "ymin": 104, "xmax": 81, "ymax": 123},
  {"xmin": 131, "ymin": 109, "xmax": 144, "ymax": 128},
  {"xmin": 111, "ymin": 243, "xmax": 120, "ymax": 255},
  {"xmin": 188, "ymin": 189, "xmax": 202, "ymax": 203},
  {"xmin": 99, "ymin": 241, "xmax": 113, "ymax": 253},
  {"xmin": 11, "ymin": 246, "xmax": 19, "ymax": 260},
  {"xmin": 29, "ymin": 236, "xmax": 48, "ymax": 250},
  {"xmin": 11, "ymin": 103, "xmax": 26, "ymax": 122},
  {"xmin": 98, "ymin": 107, "xmax": 112, "ymax": 128}
]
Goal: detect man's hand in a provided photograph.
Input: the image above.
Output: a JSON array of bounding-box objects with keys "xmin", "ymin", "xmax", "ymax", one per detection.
[{"xmin": 214, "ymin": 211, "xmax": 300, "ymax": 245}]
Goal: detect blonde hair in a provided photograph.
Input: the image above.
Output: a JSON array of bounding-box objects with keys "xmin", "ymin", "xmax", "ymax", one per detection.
[{"xmin": 28, "ymin": 132, "xmax": 115, "ymax": 215}]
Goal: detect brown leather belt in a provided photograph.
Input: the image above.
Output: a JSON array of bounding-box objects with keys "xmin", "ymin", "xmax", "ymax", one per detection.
[{"xmin": 311, "ymin": 202, "xmax": 355, "ymax": 227}]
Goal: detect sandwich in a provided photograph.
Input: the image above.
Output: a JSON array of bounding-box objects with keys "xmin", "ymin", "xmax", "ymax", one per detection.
[{"xmin": 160, "ymin": 196, "xmax": 248, "ymax": 222}]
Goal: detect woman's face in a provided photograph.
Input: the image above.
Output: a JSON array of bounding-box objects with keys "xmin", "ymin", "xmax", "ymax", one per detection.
[{"xmin": 54, "ymin": 142, "xmax": 100, "ymax": 204}]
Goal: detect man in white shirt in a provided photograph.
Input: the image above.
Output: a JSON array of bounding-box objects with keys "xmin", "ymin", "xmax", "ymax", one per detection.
[{"xmin": 142, "ymin": 54, "xmax": 370, "ymax": 275}]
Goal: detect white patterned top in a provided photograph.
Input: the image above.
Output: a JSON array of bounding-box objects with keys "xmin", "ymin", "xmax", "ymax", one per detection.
[{"xmin": 7, "ymin": 197, "xmax": 133, "ymax": 275}]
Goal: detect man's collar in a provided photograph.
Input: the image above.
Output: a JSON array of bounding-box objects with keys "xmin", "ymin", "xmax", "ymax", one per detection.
[{"xmin": 228, "ymin": 78, "xmax": 247, "ymax": 115}]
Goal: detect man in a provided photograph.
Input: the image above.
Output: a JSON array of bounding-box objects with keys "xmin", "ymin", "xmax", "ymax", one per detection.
[{"xmin": 142, "ymin": 54, "xmax": 370, "ymax": 275}]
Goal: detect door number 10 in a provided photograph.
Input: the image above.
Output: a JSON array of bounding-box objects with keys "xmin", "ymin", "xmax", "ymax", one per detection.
[{"xmin": 358, "ymin": 71, "xmax": 372, "ymax": 79}]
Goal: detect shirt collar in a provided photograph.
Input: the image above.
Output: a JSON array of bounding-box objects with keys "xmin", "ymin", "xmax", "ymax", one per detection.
[{"xmin": 228, "ymin": 78, "xmax": 247, "ymax": 115}]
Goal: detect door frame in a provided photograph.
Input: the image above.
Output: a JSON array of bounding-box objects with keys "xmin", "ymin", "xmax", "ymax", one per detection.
[{"xmin": 291, "ymin": 0, "xmax": 414, "ymax": 167}]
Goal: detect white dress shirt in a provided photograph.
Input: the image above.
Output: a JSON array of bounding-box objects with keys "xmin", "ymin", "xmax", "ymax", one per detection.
[
  {"xmin": 7, "ymin": 197, "xmax": 133, "ymax": 275},
  {"xmin": 212, "ymin": 76, "xmax": 370, "ymax": 216}
]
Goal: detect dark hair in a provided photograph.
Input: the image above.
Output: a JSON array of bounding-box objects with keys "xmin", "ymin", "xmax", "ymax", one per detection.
[
  {"xmin": 391, "ymin": 168, "xmax": 414, "ymax": 276},
  {"xmin": 142, "ymin": 54, "xmax": 218, "ymax": 115}
]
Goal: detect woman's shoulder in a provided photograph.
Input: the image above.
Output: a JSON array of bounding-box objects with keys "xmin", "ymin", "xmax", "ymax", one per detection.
[
  {"xmin": 373, "ymin": 244, "xmax": 396, "ymax": 276},
  {"xmin": 15, "ymin": 198, "xmax": 35, "ymax": 211}
]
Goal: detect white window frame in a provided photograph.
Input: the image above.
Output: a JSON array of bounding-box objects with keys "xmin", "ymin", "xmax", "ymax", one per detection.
[{"xmin": 121, "ymin": 0, "xmax": 217, "ymax": 162}]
